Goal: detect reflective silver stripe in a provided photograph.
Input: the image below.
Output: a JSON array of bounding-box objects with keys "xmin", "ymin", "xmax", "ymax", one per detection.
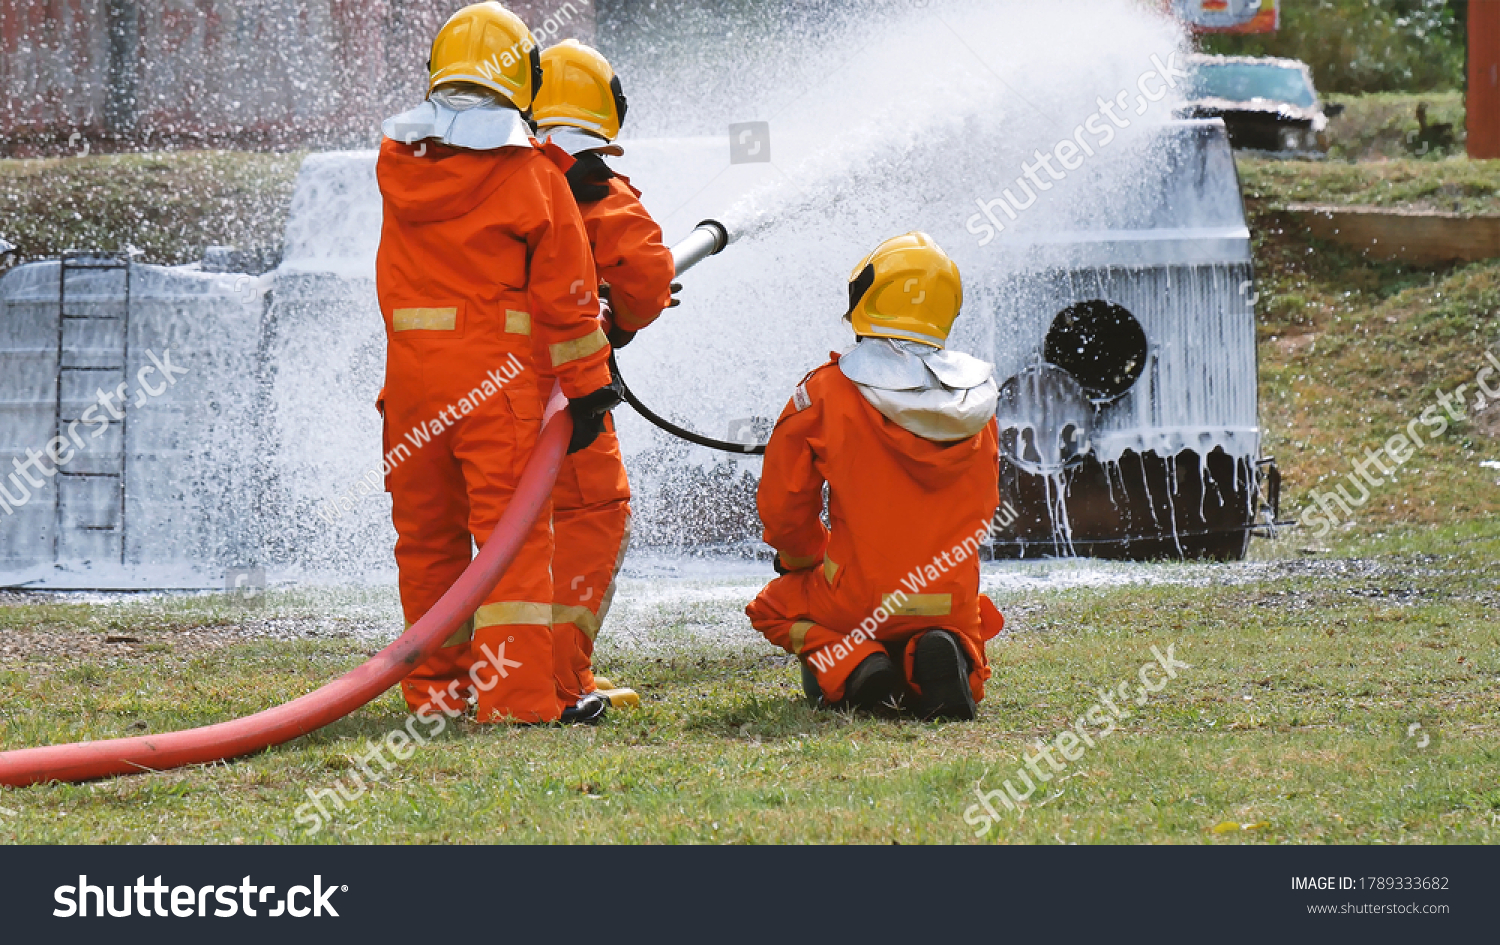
[
  {"xmin": 393, "ymin": 307, "xmax": 458, "ymax": 331},
  {"xmin": 779, "ymin": 551, "xmax": 821, "ymax": 570},
  {"xmin": 789, "ymin": 621, "xmax": 815, "ymax": 655},
  {"xmin": 885, "ymin": 594, "xmax": 952, "ymax": 617},
  {"xmin": 550, "ymin": 328, "xmax": 608, "ymax": 367},
  {"xmin": 552, "ymin": 604, "xmax": 600, "ymax": 639},
  {"xmin": 505, "ymin": 310, "xmax": 532, "ymax": 335},
  {"xmin": 474, "ymin": 602, "xmax": 552, "ymax": 628}
]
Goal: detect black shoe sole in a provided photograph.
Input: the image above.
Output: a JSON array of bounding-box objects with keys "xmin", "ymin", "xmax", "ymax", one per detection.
[
  {"xmin": 914, "ymin": 631, "xmax": 977, "ymax": 721},
  {"xmin": 560, "ymin": 694, "xmax": 608, "ymax": 725},
  {"xmin": 842, "ymin": 653, "xmax": 903, "ymax": 714}
]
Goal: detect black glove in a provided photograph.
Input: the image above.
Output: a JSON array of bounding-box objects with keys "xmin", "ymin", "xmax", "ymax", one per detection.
[
  {"xmin": 607, "ymin": 323, "xmax": 636, "ymax": 350},
  {"xmin": 668, "ymin": 282, "xmax": 683, "ymax": 309},
  {"xmin": 773, "ymin": 554, "xmax": 789, "ymax": 576},
  {"xmin": 566, "ymin": 383, "xmax": 623, "ymax": 454}
]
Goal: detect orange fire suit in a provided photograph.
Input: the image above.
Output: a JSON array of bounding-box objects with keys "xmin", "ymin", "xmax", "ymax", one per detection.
[
  {"xmin": 550, "ymin": 174, "xmax": 675, "ymax": 700},
  {"xmin": 745, "ymin": 354, "xmax": 1004, "ymax": 704},
  {"xmin": 376, "ymin": 137, "xmax": 610, "ymax": 724}
]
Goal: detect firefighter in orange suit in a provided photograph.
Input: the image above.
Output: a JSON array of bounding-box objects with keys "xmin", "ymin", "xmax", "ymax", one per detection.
[
  {"xmin": 745, "ymin": 233, "xmax": 1006, "ymax": 720},
  {"xmin": 376, "ymin": 3, "xmax": 619, "ymax": 725},
  {"xmin": 531, "ymin": 40, "xmax": 676, "ymax": 704}
]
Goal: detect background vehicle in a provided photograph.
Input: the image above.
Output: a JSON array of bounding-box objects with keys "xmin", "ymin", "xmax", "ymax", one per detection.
[{"xmin": 1183, "ymin": 53, "xmax": 1343, "ymax": 155}]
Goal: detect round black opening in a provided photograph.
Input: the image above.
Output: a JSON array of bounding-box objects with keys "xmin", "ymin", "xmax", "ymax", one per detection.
[{"xmin": 1043, "ymin": 300, "xmax": 1147, "ymax": 401}]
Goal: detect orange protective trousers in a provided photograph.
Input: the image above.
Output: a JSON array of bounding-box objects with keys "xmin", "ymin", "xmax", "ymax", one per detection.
[
  {"xmin": 376, "ymin": 138, "xmax": 610, "ymax": 723},
  {"xmin": 548, "ymin": 174, "xmax": 675, "ymax": 700},
  {"xmin": 745, "ymin": 355, "xmax": 1004, "ymax": 704}
]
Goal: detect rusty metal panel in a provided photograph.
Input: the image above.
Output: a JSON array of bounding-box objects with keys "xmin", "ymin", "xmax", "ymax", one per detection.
[
  {"xmin": 0, "ymin": 0, "xmax": 110, "ymax": 144},
  {"xmin": 0, "ymin": 0, "xmax": 597, "ymax": 155},
  {"xmin": 1471, "ymin": 0, "xmax": 1500, "ymax": 160}
]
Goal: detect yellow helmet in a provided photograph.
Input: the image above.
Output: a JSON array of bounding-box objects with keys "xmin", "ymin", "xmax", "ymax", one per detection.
[
  {"xmin": 846, "ymin": 232, "xmax": 963, "ymax": 348},
  {"xmin": 428, "ymin": 3, "xmax": 543, "ymax": 111},
  {"xmin": 533, "ymin": 40, "xmax": 628, "ymax": 140}
]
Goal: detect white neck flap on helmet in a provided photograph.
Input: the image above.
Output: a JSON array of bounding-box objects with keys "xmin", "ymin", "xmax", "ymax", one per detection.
[{"xmin": 839, "ymin": 338, "xmax": 999, "ymax": 442}]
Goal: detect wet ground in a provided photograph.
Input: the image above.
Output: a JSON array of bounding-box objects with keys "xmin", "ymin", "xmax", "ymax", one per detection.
[{"xmin": 2, "ymin": 548, "xmax": 1480, "ymax": 660}]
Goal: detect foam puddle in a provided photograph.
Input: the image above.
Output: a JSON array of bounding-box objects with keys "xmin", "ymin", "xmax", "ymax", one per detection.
[{"xmin": 3, "ymin": 554, "xmax": 1266, "ymax": 654}]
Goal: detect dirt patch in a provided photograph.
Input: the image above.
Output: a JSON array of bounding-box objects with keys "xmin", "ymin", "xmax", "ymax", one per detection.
[
  {"xmin": 1271, "ymin": 332, "xmax": 1320, "ymax": 356},
  {"xmin": 1473, "ymin": 401, "xmax": 1500, "ymax": 440},
  {"xmin": 0, "ymin": 615, "xmax": 377, "ymax": 670}
]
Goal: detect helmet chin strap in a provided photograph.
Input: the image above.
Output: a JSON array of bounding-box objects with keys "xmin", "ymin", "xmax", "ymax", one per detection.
[
  {"xmin": 529, "ymin": 45, "xmax": 544, "ymax": 103},
  {"xmin": 610, "ymin": 74, "xmax": 629, "ymax": 128},
  {"xmin": 847, "ymin": 264, "xmax": 876, "ymax": 318}
]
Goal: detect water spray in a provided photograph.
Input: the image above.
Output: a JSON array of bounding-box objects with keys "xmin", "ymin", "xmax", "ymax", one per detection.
[
  {"xmin": 0, "ymin": 386, "xmax": 577, "ymax": 787},
  {"xmin": 611, "ymin": 218, "xmax": 772, "ymax": 455}
]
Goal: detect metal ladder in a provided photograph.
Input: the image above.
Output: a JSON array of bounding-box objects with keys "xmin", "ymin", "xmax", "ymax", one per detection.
[{"xmin": 53, "ymin": 253, "xmax": 131, "ymax": 564}]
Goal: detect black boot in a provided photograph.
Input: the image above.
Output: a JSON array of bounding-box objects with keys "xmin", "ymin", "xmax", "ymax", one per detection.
[
  {"xmin": 560, "ymin": 692, "xmax": 608, "ymax": 725},
  {"xmin": 913, "ymin": 631, "xmax": 977, "ymax": 721},
  {"xmin": 800, "ymin": 661, "xmax": 822, "ymax": 705},
  {"xmin": 836, "ymin": 652, "xmax": 903, "ymax": 714}
]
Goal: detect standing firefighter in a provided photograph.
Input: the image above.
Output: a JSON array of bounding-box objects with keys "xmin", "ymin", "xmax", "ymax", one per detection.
[
  {"xmin": 746, "ymin": 233, "xmax": 1006, "ymax": 720},
  {"xmin": 376, "ymin": 3, "xmax": 619, "ymax": 725},
  {"xmin": 531, "ymin": 39, "xmax": 676, "ymax": 704}
]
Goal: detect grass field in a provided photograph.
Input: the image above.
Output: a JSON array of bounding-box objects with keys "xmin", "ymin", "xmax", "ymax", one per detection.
[
  {"xmin": 1, "ymin": 119, "xmax": 1498, "ymax": 845},
  {"xmin": 1322, "ymin": 92, "xmax": 1467, "ymax": 163},
  {"xmin": 0, "ymin": 150, "xmax": 301, "ymax": 270},
  {"xmin": 0, "ymin": 527, "xmax": 1496, "ymax": 844},
  {"xmin": 1237, "ymin": 154, "xmax": 1500, "ymax": 531}
]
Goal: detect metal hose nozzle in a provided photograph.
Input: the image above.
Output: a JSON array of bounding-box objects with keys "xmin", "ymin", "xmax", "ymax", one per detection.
[{"xmin": 670, "ymin": 219, "xmax": 730, "ymax": 277}]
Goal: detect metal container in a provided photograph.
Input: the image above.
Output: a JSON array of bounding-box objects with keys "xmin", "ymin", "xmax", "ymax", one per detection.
[
  {"xmin": 976, "ymin": 120, "xmax": 1273, "ymax": 559},
  {"xmin": 0, "ymin": 258, "xmax": 266, "ymax": 575}
]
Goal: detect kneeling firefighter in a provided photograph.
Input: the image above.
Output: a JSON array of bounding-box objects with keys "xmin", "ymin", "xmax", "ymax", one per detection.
[
  {"xmin": 745, "ymin": 233, "xmax": 1006, "ymax": 720},
  {"xmin": 531, "ymin": 39, "xmax": 676, "ymax": 704},
  {"xmin": 376, "ymin": 2, "xmax": 620, "ymax": 725}
]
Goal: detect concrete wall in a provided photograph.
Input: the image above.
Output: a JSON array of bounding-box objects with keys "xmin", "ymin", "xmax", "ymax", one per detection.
[{"xmin": 0, "ymin": 0, "xmax": 597, "ymax": 156}]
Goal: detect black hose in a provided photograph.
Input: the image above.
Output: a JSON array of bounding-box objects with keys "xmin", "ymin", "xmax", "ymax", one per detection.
[{"xmin": 610, "ymin": 353, "xmax": 765, "ymax": 455}]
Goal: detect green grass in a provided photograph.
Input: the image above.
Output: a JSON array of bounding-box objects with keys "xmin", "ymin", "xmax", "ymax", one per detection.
[
  {"xmin": 1323, "ymin": 92, "xmax": 1468, "ymax": 163},
  {"xmin": 0, "ymin": 529, "xmax": 1496, "ymax": 844},
  {"xmin": 1237, "ymin": 154, "xmax": 1500, "ymax": 532},
  {"xmin": 0, "ymin": 151, "xmax": 301, "ymax": 270},
  {"xmin": 1239, "ymin": 148, "xmax": 1500, "ymax": 216},
  {"xmin": 1199, "ymin": 0, "xmax": 1465, "ymax": 97},
  {"xmin": 2, "ymin": 116, "xmax": 1499, "ymax": 844}
]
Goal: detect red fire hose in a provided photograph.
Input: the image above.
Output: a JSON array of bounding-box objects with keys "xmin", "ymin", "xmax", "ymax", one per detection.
[{"xmin": 0, "ymin": 387, "xmax": 573, "ymax": 788}]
